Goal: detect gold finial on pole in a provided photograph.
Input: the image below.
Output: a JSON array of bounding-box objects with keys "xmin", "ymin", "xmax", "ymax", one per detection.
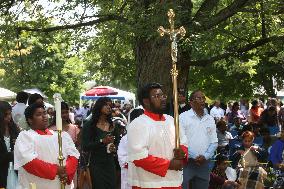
[
  {"xmin": 158, "ymin": 9, "xmax": 186, "ymax": 149},
  {"xmin": 53, "ymin": 93, "xmax": 65, "ymax": 189}
]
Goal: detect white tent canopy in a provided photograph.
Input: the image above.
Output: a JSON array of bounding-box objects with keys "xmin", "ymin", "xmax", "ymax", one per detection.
[
  {"xmin": 277, "ymin": 89, "xmax": 284, "ymax": 97},
  {"xmin": 0, "ymin": 87, "xmax": 16, "ymax": 100},
  {"xmin": 23, "ymin": 88, "xmax": 48, "ymax": 99},
  {"xmin": 81, "ymin": 86, "xmax": 136, "ymax": 106}
]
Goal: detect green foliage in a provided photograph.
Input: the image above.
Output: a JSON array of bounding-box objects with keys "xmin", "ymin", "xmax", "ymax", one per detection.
[
  {"xmin": 0, "ymin": 20, "xmax": 88, "ymax": 103},
  {"xmin": 0, "ymin": 0, "xmax": 283, "ymax": 102},
  {"xmin": 184, "ymin": 0, "xmax": 284, "ymax": 99}
]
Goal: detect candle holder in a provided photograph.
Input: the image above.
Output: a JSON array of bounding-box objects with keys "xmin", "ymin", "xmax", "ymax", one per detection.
[{"xmin": 53, "ymin": 93, "xmax": 65, "ymax": 189}]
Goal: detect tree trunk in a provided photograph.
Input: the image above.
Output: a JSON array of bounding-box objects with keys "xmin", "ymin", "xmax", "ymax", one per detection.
[
  {"xmin": 262, "ymin": 75, "xmax": 276, "ymax": 97},
  {"xmin": 135, "ymin": 37, "xmax": 190, "ymax": 99},
  {"xmin": 135, "ymin": 1, "xmax": 192, "ymax": 99}
]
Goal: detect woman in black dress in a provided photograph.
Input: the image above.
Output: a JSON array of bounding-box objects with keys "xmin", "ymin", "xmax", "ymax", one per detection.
[
  {"xmin": 0, "ymin": 101, "xmax": 20, "ymax": 188},
  {"xmin": 81, "ymin": 97, "xmax": 119, "ymax": 189}
]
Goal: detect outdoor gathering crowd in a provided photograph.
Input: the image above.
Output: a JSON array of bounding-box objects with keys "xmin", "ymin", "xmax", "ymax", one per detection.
[{"xmin": 1, "ymin": 83, "xmax": 284, "ymax": 189}]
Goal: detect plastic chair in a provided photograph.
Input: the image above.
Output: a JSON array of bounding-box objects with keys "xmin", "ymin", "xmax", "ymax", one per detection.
[
  {"xmin": 228, "ymin": 138, "xmax": 241, "ymax": 157},
  {"xmin": 268, "ymin": 126, "xmax": 279, "ymax": 136},
  {"xmin": 230, "ymin": 129, "xmax": 238, "ymax": 138},
  {"xmin": 253, "ymin": 136, "xmax": 264, "ymax": 146}
]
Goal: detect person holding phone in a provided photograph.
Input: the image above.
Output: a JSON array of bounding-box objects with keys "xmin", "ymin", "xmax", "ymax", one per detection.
[{"xmin": 81, "ymin": 97, "xmax": 120, "ymax": 189}]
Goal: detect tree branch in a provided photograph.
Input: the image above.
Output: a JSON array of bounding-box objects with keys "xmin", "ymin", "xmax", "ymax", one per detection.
[
  {"xmin": 192, "ymin": 0, "xmax": 256, "ymax": 32},
  {"xmin": 188, "ymin": 35, "xmax": 284, "ymax": 66},
  {"xmin": 118, "ymin": 0, "xmax": 128, "ymax": 15},
  {"xmin": 0, "ymin": 0, "xmax": 16, "ymax": 15},
  {"xmin": 17, "ymin": 14, "xmax": 127, "ymax": 33},
  {"xmin": 193, "ymin": 0, "xmax": 220, "ymax": 21}
]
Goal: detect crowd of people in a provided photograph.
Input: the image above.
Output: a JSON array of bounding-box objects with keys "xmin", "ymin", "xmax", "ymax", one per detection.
[{"xmin": 0, "ymin": 85, "xmax": 284, "ymax": 189}]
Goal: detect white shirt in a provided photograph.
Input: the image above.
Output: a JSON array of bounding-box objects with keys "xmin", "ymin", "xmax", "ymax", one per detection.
[
  {"xmin": 127, "ymin": 114, "xmax": 187, "ymax": 188},
  {"xmin": 217, "ymin": 130, "xmax": 233, "ymax": 147},
  {"xmin": 210, "ymin": 106, "xmax": 225, "ymax": 119},
  {"xmin": 74, "ymin": 108, "xmax": 83, "ymax": 121},
  {"xmin": 226, "ymin": 107, "xmax": 231, "ymax": 114},
  {"xmin": 12, "ymin": 103, "xmax": 27, "ymax": 129},
  {"xmin": 81, "ymin": 108, "xmax": 89, "ymax": 119},
  {"xmin": 14, "ymin": 130, "xmax": 80, "ymax": 189},
  {"xmin": 69, "ymin": 112, "xmax": 75, "ymax": 124},
  {"xmin": 179, "ymin": 109, "xmax": 218, "ymax": 159},
  {"xmin": 4, "ymin": 136, "xmax": 10, "ymax": 152}
]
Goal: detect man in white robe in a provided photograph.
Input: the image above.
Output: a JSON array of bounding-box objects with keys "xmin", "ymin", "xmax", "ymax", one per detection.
[
  {"xmin": 118, "ymin": 135, "xmax": 131, "ymax": 189},
  {"xmin": 127, "ymin": 83, "xmax": 188, "ymax": 189},
  {"xmin": 118, "ymin": 107, "xmax": 144, "ymax": 189}
]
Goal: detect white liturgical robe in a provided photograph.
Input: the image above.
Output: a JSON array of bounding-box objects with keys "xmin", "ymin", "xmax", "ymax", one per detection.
[
  {"xmin": 127, "ymin": 112, "xmax": 187, "ymax": 188},
  {"xmin": 14, "ymin": 129, "xmax": 80, "ymax": 189}
]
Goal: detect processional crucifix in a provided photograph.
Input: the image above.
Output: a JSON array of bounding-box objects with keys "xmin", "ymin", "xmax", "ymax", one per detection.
[{"xmin": 157, "ymin": 9, "xmax": 186, "ymax": 148}]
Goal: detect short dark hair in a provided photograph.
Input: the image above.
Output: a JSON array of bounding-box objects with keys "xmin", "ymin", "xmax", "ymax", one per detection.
[
  {"xmin": 215, "ymin": 154, "xmax": 229, "ymax": 165},
  {"xmin": 138, "ymin": 83, "xmax": 162, "ymax": 107},
  {"xmin": 178, "ymin": 88, "xmax": 186, "ymax": 96},
  {"xmin": 251, "ymin": 100, "xmax": 259, "ymax": 107},
  {"xmin": 216, "ymin": 120, "xmax": 227, "ymax": 128},
  {"xmin": 130, "ymin": 108, "xmax": 144, "ymax": 123},
  {"xmin": 24, "ymin": 103, "xmax": 45, "ymax": 125},
  {"xmin": 28, "ymin": 93, "xmax": 43, "ymax": 105},
  {"xmin": 268, "ymin": 106, "xmax": 276, "ymax": 112},
  {"xmin": 189, "ymin": 90, "xmax": 202, "ymax": 101},
  {"xmin": 16, "ymin": 91, "xmax": 29, "ymax": 103},
  {"xmin": 61, "ymin": 101, "xmax": 69, "ymax": 110}
]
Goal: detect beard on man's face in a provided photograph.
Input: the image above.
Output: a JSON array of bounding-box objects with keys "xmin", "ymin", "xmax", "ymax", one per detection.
[{"xmin": 149, "ymin": 101, "xmax": 166, "ymax": 114}]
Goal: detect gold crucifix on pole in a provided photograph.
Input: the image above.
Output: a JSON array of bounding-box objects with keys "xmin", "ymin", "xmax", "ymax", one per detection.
[{"xmin": 157, "ymin": 9, "xmax": 186, "ymax": 149}]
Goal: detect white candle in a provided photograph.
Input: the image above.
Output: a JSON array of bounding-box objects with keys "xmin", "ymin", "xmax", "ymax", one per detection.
[
  {"xmin": 55, "ymin": 99, "xmax": 62, "ymax": 131},
  {"xmin": 29, "ymin": 183, "xmax": 36, "ymax": 189}
]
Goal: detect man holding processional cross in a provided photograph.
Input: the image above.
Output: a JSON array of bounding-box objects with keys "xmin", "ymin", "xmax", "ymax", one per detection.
[{"xmin": 127, "ymin": 9, "xmax": 188, "ymax": 189}]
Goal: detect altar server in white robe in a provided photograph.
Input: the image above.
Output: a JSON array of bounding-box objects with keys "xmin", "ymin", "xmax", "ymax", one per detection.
[
  {"xmin": 118, "ymin": 135, "xmax": 131, "ymax": 189},
  {"xmin": 118, "ymin": 106, "xmax": 144, "ymax": 189},
  {"xmin": 127, "ymin": 83, "xmax": 188, "ymax": 189},
  {"xmin": 14, "ymin": 103, "xmax": 80, "ymax": 189}
]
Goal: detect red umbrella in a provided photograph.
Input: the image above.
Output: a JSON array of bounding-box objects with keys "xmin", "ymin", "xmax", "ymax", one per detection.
[{"xmin": 85, "ymin": 87, "xmax": 118, "ymax": 96}]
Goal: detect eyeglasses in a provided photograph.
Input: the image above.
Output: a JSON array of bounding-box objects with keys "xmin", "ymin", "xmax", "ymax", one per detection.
[
  {"xmin": 194, "ymin": 96, "xmax": 206, "ymax": 101},
  {"xmin": 151, "ymin": 94, "xmax": 167, "ymax": 99}
]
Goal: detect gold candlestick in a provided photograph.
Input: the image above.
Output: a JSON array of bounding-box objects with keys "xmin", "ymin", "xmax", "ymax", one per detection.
[
  {"xmin": 57, "ymin": 130, "xmax": 65, "ymax": 189},
  {"xmin": 53, "ymin": 93, "xmax": 65, "ymax": 189},
  {"xmin": 158, "ymin": 9, "xmax": 186, "ymax": 148}
]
